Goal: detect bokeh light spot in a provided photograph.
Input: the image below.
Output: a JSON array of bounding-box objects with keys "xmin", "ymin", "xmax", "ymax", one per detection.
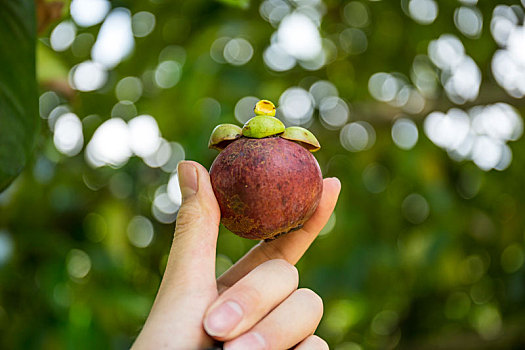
[
  {"xmin": 411, "ymin": 55, "xmax": 439, "ymax": 98},
  {"xmin": 224, "ymin": 38, "xmax": 254, "ymax": 66},
  {"xmin": 116, "ymin": 76, "xmax": 143, "ymax": 102},
  {"xmin": 69, "ymin": 61, "xmax": 108, "ymax": 92},
  {"xmin": 159, "ymin": 45, "xmax": 187, "ymax": 65},
  {"xmin": 48, "ymin": 105, "xmax": 70, "ymax": 131},
  {"xmin": 428, "ymin": 34, "xmax": 481, "ymax": 103},
  {"xmin": 144, "ymin": 139, "xmax": 172, "ymax": 168},
  {"xmin": 392, "ymin": 118, "xmax": 418, "ymax": 150},
  {"xmin": 53, "ymin": 113, "xmax": 84, "ymax": 156},
  {"xmin": 340, "ymin": 122, "xmax": 376, "ymax": 152},
  {"xmin": 127, "ymin": 216, "xmax": 154, "ymax": 248},
  {"xmin": 408, "ymin": 0, "xmax": 438, "ymax": 25},
  {"xmin": 197, "ymin": 97, "xmax": 221, "ymax": 121},
  {"xmin": 66, "ymin": 249, "xmax": 91, "ymax": 279},
  {"xmin": 71, "ymin": 33, "xmax": 95, "ymax": 58},
  {"xmin": 39, "ymin": 91, "xmax": 60, "ymax": 119},
  {"xmin": 160, "ymin": 142, "xmax": 186, "ymax": 173},
  {"xmin": 91, "ymin": 8, "xmax": 134, "ymax": 69},
  {"xmin": 402, "ymin": 193, "xmax": 430, "ymax": 224},
  {"xmin": 368, "ymin": 73, "xmax": 399, "ymax": 102},
  {"xmin": 339, "ymin": 28, "xmax": 367, "ymax": 55},
  {"xmin": 152, "ymin": 185, "xmax": 179, "ymax": 224},
  {"xmin": 319, "ymin": 213, "xmax": 336, "ymax": 236},
  {"xmin": 128, "ymin": 115, "xmax": 161, "ymax": 158},
  {"xmin": 277, "ymin": 12, "xmax": 322, "ymax": 61},
  {"xmin": 111, "ymin": 101, "xmax": 137, "ymax": 120},
  {"xmin": 424, "ymin": 103, "xmax": 521, "ymax": 170},
  {"xmin": 235, "ymin": 96, "xmax": 260, "ymax": 124},
  {"xmin": 50, "ymin": 21, "xmax": 77, "ymax": 52},
  {"xmin": 210, "ymin": 37, "xmax": 230, "ymax": 64},
  {"xmin": 371, "ymin": 310, "xmax": 398, "ymax": 335},
  {"xmin": 263, "ymin": 43, "xmax": 296, "ymax": 71},
  {"xmin": 309, "ymin": 80, "xmax": 338, "ymax": 107},
  {"xmin": 460, "ymin": 254, "xmax": 486, "ymax": 284},
  {"xmin": 167, "ymin": 173, "xmax": 182, "ymax": 208},
  {"xmin": 279, "ymin": 87, "xmax": 314, "ymax": 125},
  {"xmin": 132, "ymin": 11, "xmax": 156, "ymax": 38},
  {"xmin": 109, "ymin": 172, "xmax": 133, "ymax": 199},
  {"xmin": 454, "ymin": 6, "xmax": 483, "ymax": 38},
  {"xmin": 86, "ymin": 118, "xmax": 131, "ymax": 168},
  {"xmin": 155, "ymin": 61, "xmax": 182, "ymax": 89},
  {"xmin": 323, "ymin": 299, "xmax": 365, "ymax": 338},
  {"xmin": 428, "ymin": 34, "xmax": 465, "ymax": 70},
  {"xmin": 471, "ymin": 304, "xmax": 502, "ymax": 340},
  {"xmin": 501, "ymin": 244, "xmax": 524, "ymax": 273},
  {"xmin": 319, "ymin": 97, "xmax": 349, "ymax": 129},
  {"xmin": 491, "ymin": 5, "xmax": 517, "ymax": 47},
  {"xmin": 0, "ymin": 230, "xmax": 13, "ymax": 266},
  {"xmin": 470, "ymin": 277, "xmax": 494, "ymax": 305},
  {"xmin": 343, "ymin": 2, "xmax": 369, "ymax": 28},
  {"xmin": 471, "ymin": 136, "xmax": 503, "ymax": 171},
  {"xmin": 362, "ymin": 163, "xmax": 389, "ymax": 193},
  {"xmin": 424, "ymin": 109, "xmax": 469, "ymax": 151},
  {"xmin": 70, "ymin": 0, "xmax": 110, "ymax": 27}
]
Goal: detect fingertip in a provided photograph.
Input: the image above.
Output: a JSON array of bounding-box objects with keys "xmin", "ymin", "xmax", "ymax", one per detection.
[
  {"xmin": 180, "ymin": 160, "xmax": 212, "ymax": 192},
  {"xmin": 300, "ymin": 178, "xmax": 340, "ymax": 235},
  {"xmin": 179, "ymin": 160, "xmax": 220, "ymax": 221},
  {"xmin": 296, "ymin": 335, "xmax": 329, "ymax": 350},
  {"xmin": 321, "ymin": 177, "xmax": 341, "ymax": 205},
  {"xmin": 177, "ymin": 161, "xmax": 199, "ymax": 200},
  {"xmin": 181, "ymin": 160, "xmax": 210, "ymax": 177},
  {"xmin": 323, "ymin": 177, "xmax": 341, "ymax": 192}
]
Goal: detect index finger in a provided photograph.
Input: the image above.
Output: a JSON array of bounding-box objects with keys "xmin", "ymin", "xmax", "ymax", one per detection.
[{"xmin": 217, "ymin": 177, "xmax": 341, "ymax": 290}]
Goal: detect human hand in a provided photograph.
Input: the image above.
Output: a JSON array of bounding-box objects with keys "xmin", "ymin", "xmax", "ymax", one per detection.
[{"xmin": 132, "ymin": 161, "xmax": 341, "ymax": 349}]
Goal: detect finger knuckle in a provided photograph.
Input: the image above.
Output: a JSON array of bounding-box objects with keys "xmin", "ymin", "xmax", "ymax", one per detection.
[
  {"xmin": 258, "ymin": 241, "xmax": 287, "ymax": 261},
  {"xmin": 296, "ymin": 288, "xmax": 323, "ymax": 314},
  {"xmin": 234, "ymin": 284, "xmax": 262, "ymax": 308}
]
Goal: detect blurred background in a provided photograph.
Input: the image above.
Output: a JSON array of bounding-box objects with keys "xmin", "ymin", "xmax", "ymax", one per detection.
[{"xmin": 1, "ymin": 0, "xmax": 525, "ymax": 348}]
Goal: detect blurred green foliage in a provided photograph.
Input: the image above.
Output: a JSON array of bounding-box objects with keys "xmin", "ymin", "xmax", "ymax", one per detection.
[
  {"xmin": 0, "ymin": 0, "xmax": 39, "ymax": 191},
  {"xmin": 1, "ymin": 0, "xmax": 525, "ymax": 349}
]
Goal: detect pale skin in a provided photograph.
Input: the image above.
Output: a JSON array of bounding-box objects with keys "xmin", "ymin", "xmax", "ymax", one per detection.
[{"xmin": 132, "ymin": 161, "xmax": 341, "ymax": 350}]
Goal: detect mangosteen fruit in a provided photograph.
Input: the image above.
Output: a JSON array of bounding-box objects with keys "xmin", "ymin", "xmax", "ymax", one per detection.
[{"xmin": 208, "ymin": 100, "xmax": 323, "ymax": 240}]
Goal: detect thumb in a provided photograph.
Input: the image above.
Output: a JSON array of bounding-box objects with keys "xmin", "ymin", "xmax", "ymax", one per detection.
[
  {"xmin": 135, "ymin": 161, "xmax": 220, "ymax": 348},
  {"xmin": 160, "ymin": 161, "xmax": 221, "ymax": 295}
]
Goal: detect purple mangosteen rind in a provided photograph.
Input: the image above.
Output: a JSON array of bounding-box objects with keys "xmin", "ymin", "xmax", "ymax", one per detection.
[{"xmin": 208, "ymin": 99, "xmax": 323, "ymax": 240}]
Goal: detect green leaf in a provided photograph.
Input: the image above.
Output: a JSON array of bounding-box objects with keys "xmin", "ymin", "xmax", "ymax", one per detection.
[
  {"xmin": 216, "ymin": 0, "xmax": 250, "ymax": 10},
  {"xmin": 0, "ymin": 0, "xmax": 39, "ymax": 192}
]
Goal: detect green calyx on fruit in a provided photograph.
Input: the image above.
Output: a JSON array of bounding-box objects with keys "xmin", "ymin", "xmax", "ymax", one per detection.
[
  {"xmin": 281, "ymin": 126, "xmax": 321, "ymax": 152},
  {"xmin": 209, "ymin": 99, "xmax": 321, "ymax": 152},
  {"xmin": 254, "ymin": 99, "xmax": 276, "ymax": 116},
  {"xmin": 242, "ymin": 115, "xmax": 285, "ymax": 139},
  {"xmin": 208, "ymin": 124, "xmax": 242, "ymax": 151}
]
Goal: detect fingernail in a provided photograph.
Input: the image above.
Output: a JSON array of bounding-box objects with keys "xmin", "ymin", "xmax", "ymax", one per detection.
[
  {"xmin": 204, "ymin": 301, "xmax": 243, "ymax": 337},
  {"xmin": 224, "ymin": 332, "xmax": 266, "ymax": 350},
  {"xmin": 177, "ymin": 161, "xmax": 198, "ymax": 199}
]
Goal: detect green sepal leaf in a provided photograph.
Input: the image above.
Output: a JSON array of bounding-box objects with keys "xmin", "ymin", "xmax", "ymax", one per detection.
[
  {"xmin": 242, "ymin": 115, "xmax": 285, "ymax": 139},
  {"xmin": 281, "ymin": 126, "xmax": 321, "ymax": 152}
]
